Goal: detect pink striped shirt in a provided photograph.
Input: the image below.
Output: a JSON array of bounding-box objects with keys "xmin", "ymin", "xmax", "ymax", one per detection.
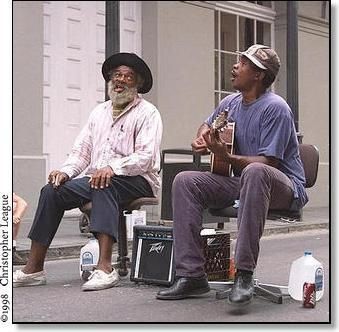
[{"xmin": 60, "ymin": 96, "xmax": 163, "ymax": 196}]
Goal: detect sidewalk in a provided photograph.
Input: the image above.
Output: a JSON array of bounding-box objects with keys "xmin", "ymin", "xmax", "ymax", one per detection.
[{"xmin": 15, "ymin": 206, "xmax": 329, "ymax": 261}]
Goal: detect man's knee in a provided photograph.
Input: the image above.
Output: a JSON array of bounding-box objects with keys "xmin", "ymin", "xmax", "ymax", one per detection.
[
  {"xmin": 241, "ymin": 163, "xmax": 269, "ymax": 184},
  {"xmin": 40, "ymin": 183, "xmax": 57, "ymax": 198},
  {"xmin": 172, "ymin": 171, "xmax": 197, "ymax": 192}
]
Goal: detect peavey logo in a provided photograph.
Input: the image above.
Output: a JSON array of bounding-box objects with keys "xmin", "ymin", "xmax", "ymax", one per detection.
[{"xmin": 149, "ymin": 242, "xmax": 165, "ymax": 254}]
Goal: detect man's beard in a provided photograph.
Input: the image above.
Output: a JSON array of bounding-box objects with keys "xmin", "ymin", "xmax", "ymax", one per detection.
[{"xmin": 108, "ymin": 81, "xmax": 138, "ymax": 109}]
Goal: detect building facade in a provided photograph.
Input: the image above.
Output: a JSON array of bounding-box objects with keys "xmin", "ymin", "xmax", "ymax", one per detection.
[{"xmin": 13, "ymin": 1, "xmax": 329, "ymax": 220}]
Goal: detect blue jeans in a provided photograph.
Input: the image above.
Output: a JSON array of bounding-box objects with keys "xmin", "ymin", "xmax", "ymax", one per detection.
[{"xmin": 28, "ymin": 175, "xmax": 153, "ymax": 246}]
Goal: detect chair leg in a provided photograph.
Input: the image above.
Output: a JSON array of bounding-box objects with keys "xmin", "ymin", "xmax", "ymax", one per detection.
[
  {"xmin": 117, "ymin": 209, "xmax": 129, "ymax": 277},
  {"xmin": 208, "ymin": 280, "xmax": 289, "ymax": 304},
  {"xmin": 79, "ymin": 212, "xmax": 91, "ymax": 234},
  {"xmin": 217, "ymin": 222, "xmax": 225, "ymax": 230},
  {"xmin": 208, "ymin": 281, "xmax": 234, "ymax": 300},
  {"xmin": 254, "ymin": 282, "xmax": 289, "ymax": 304},
  {"xmin": 216, "ymin": 216, "xmax": 231, "ymax": 230}
]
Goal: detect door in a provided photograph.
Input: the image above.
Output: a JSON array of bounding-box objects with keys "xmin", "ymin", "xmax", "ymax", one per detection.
[
  {"xmin": 120, "ymin": 1, "xmax": 141, "ymax": 55},
  {"xmin": 43, "ymin": 1, "xmax": 106, "ymax": 176}
]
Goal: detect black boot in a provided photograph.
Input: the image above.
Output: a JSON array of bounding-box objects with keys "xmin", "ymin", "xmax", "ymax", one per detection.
[
  {"xmin": 228, "ymin": 271, "xmax": 254, "ymax": 306},
  {"xmin": 156, "ymin": 275, "xmax": 210, "ymax": 300}
]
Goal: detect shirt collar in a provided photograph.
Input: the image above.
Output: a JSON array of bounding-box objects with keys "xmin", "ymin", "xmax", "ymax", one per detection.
[{"xmin": 125, "ymin": 94, "xmax": 142, "ymax": 111}]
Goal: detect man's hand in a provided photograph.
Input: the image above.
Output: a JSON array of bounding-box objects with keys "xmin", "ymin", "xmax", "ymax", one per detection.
[
  {"xmin": 191, "ymin": 124, "xmax": 211, "ymax": 154},
  {"xmin": 202, "ymin": 128, "xmax": 230, "ymax": 159},
  {"xmin": 89, "ymin": 166, "xmax": 115, "ymax": 189},
  {"xmin": 48, "ymin": 170, "xmax": 70, "ymax": 188},
  {"xmin": 191, "ymin": 125, "xmax": 211, "ymax": 154},
  {"xmin": 191, "ymin": 135, "xmax": 209, "ymax": 154},
  {"xmin": 13, "ymin": 216, "xmax": 21, "ymax": 224}
]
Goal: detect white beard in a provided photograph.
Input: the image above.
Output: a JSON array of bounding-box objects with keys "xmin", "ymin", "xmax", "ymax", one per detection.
[{"xmin": 108, "ymin": 81, "xmax": 138, "ymax": 109}]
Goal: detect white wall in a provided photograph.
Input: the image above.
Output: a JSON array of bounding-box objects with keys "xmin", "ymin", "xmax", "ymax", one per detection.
[
  {"xmin": 13, "ymin": 1, "xmax": 46, "ymax": 218},
  {"xmin": 298, "ymin": 16, "xmax": 329, "ymax": 207},
  {"xmin": 143, "ymin": 1, "xmax": 214, "ymax": 150}
]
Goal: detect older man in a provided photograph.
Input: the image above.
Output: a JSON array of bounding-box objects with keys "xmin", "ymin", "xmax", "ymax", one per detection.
[
  {"xmin": 156, "ymin": 45, "xmax": 307, "ymax": 306},
  {"xmin": 14, "ymin": 53, "xmax": 163, "ymax": 291}
]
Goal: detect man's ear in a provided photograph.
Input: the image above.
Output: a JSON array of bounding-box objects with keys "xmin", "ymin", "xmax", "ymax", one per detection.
[{"xmin": 255, "ymin": 71, "xmax": 265, "ymax": 81}]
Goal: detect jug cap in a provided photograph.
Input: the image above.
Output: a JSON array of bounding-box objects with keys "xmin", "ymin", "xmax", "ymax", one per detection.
[{"xmin": 304, "ymin": 250, "xmax": 312, "ymax": 256}]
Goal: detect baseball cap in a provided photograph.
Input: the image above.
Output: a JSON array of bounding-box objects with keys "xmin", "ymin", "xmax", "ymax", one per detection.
[{"xmin": 237, "ymin": 44, "xmax": 281, "ymax": 78}]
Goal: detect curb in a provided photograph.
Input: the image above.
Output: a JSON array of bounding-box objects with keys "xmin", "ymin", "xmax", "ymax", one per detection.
[{"xmin": 15, "ymin": 222, "xmax": 329, "ymax": 264}]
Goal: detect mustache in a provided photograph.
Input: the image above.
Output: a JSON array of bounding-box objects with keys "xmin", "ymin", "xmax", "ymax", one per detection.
[
  {"xmin": 113, "ymin": 82, "xmax": 128, "ymax": 89},
  {"xmin": 108, "ymin": 81, "xmax": 133, "ymax": 94}
]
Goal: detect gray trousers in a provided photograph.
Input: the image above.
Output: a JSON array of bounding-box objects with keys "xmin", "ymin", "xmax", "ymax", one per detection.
[{"xmin": 172, "ymin": 162, "xmax": 295, "ymax": 277}]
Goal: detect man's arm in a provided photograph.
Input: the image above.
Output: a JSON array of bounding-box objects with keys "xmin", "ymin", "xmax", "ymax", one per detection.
[
  {"xmin": 227, "ymin": 154, "xmax": 279, "ymax": 172},
  {"xmin": 196, "ymin": 123, "xmax": 210, "ymax": 137},
  {"xmin": 48, "ymin": 117, "xmax": 93, "ymax": 187},
  {"xmin": 13, "ymin": 193, "xmax": 28, "ymax": 224},
  {"xmin": 203, "ymin": 128, "xmax": 280, "ymax": 172},
  {"xmin": 59, "ymin": 119, "xmax": 93, "ymax": 179}
]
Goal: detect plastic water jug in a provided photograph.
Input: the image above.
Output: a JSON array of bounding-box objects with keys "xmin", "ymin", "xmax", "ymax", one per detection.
[
  {"xmin": 79, "ymin": 238, "xmax": 99, "ymax": 281},
  {"xmin": 288, "ymin": 251, "xmax": 324, "ymax": 301},
  {"xmin": 124, "ymin": 210, "xmax": 146, "ymax": 239}
]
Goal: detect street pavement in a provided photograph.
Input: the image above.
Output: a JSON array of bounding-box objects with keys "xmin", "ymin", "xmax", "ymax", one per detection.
[
  {"xmin": 15, "ymin": 206, "xmax": 329, "ymax": 261},
  {"xmin": 12, "ymin": 206, "xmax": 331, "ymax": 324},
  {"xmin": 13, "ymin": 228, "xmax": 330, "ymax": 324}
]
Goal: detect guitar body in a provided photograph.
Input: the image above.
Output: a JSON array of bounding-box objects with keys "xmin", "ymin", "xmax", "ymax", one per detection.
[{"xmin": 210, "ymin": 122, "xmax": 235, "ymax": 176}]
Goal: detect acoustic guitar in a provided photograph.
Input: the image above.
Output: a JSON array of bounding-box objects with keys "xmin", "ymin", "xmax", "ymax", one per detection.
[{"xmin": 210, "ymin": 111, "xmax": 235, "ymax": 177}]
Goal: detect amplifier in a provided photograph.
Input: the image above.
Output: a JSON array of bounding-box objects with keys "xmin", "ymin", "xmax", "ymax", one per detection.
[{"xmin": 130, "ymin": 225, "xmax": 175, "ymax": 286}]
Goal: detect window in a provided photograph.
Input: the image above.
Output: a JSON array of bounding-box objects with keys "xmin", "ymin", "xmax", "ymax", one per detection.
[
  {"xmin": 247, "ymin": 1, "xmax": 273, "ymax": 8},
  {"xmin": 214, "ymin": 2, "xmax": 274, "ymax": 106}
]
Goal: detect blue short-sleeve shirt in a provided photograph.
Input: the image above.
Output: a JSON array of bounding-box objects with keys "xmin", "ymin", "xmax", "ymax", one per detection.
[{"xmin": 205, "ymin": 91, "xmax": 308, "ymax": 210}]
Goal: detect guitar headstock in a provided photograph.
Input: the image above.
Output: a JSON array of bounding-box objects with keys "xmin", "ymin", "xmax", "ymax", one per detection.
[{"xmin": 212, "ymin": 111, "xmax": 228, "ymax": 131}]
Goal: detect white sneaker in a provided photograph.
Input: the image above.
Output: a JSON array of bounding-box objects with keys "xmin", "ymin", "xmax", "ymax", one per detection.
[
  {"xmin": 82, "ymin": 269, "xmax": 120, "ymax": 291},
  {"xmin": 13, "ymin": 270, "xmax": 47, "ymax": 287}
]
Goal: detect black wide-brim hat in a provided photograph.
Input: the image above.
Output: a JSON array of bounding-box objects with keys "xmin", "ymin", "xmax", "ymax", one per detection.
[{"xmin": 102, "ymin": 52, "xmax": 153, "ymax": 94}]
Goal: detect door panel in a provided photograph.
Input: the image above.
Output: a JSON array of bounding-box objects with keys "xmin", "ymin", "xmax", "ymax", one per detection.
[{"xmin": 120, "ymin": 1, "xmax": 141, "ymax": 55}]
